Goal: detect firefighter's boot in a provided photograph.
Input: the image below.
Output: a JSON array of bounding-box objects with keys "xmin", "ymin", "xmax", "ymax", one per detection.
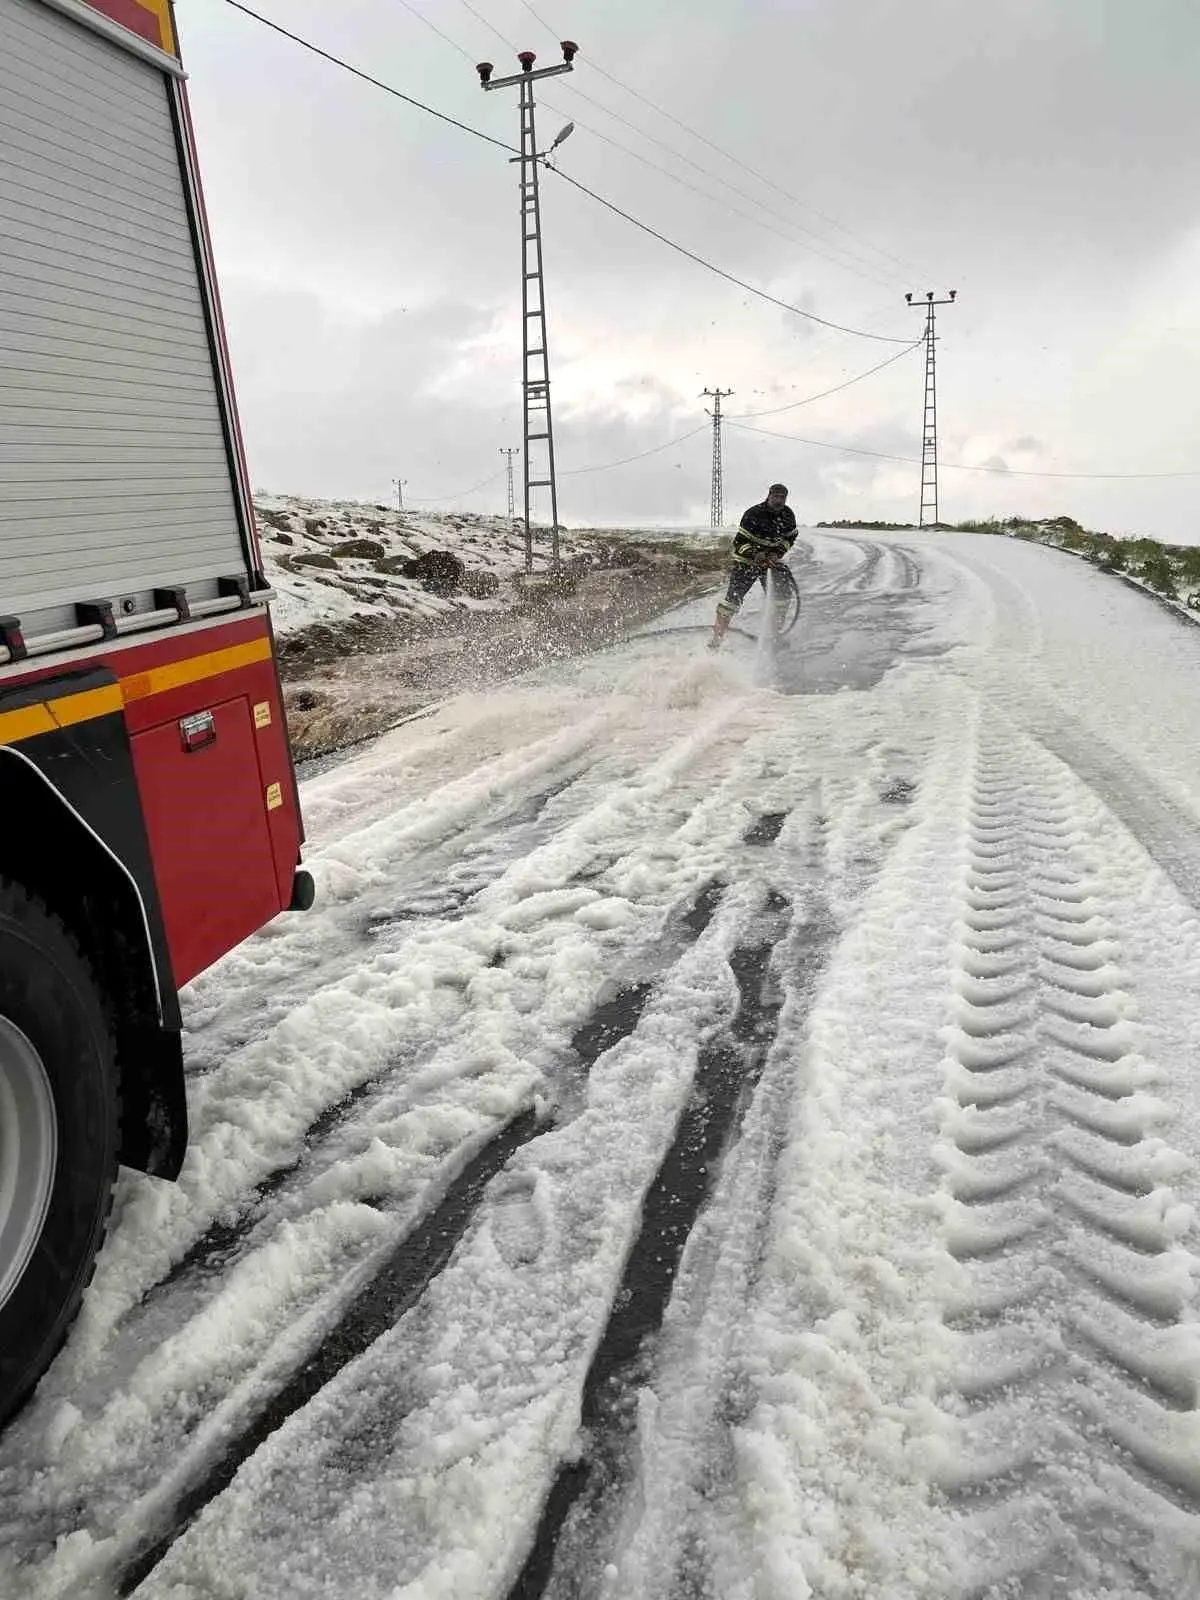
[{"xmin": 708, "ymin": 610, "xmax": 732, "ymax": 651}]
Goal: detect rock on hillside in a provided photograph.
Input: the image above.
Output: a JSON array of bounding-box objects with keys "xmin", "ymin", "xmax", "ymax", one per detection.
[{"xmin": 254, "ymin": 494, "xmax": 584, "ymax": 637}]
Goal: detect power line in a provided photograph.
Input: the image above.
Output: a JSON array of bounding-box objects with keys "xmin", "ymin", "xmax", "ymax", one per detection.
[
  {"xmin": 453, "ymin": 0, "xmax": 513, "ymax": 54},
  {"xmin": 537, "ymin": 99, "xmax": 893, "ymax": 291},
  {"xmin": 515, "ymin": 0, "xmax": 934, "ymax": 284},
  {"xmin": 727, "ymin": 419, "xmax": 1200, "ymax": 480},
  {"xmin": 588, "ymin": 64, "xmax": 933, "ymax": 284},
  {"xmin": 217, "ymin": 3, "xmax": 910, "ymax": 347},
  {"xmin": 729, "ymin": 341, "xmax": 923, "ymax": 421},
  {"xmin": 407, "ymin": 466, "xmax": 508, "ymax": 502},
  {"xmin": 392, "ymin": 0, "xmax": 475, "ymax": 64},
  {"xmin": 560, "ymin": 424, "xmax": 709, "ymax": 475},
  {"xmin": 546, "ymin": 167, "xmax": 912, "ymax": 343},
  {"xmin": 539, "ymin": 97, "xmax": 897, "ymax": 292},
  {"xmin": 396, "ymin": 429, "xmax": 713, "ymax": 505},
  {"xmin": 219, "ymin": 0, "xmax": 516, "ymax": 153},
  {"xmin": 449, "ymin": 0, "xmax": 895, "ymax": 289},
  {"xmin": 543, "ymin": 85, "xmax": 898, "ymax": 290},
  {"xmin": 394, "ymin": 429, "xmax": 711, "ymax": 504}
]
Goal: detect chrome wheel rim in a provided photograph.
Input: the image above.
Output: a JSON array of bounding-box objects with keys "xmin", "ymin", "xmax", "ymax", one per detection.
[{"xmin": 0, "ymin": 1016, "xmax": 58, "ymax": 1315}]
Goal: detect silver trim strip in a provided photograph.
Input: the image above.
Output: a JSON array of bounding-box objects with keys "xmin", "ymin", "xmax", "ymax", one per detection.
[
  {"xmin": 189, "ymin": 595, "xmax": 249, "ymax": 620},
  {"xmin": 115, "ymin": 607, "xmax": 180, "ymax": 637},
  {"xmin": 0, "ymin": 596, "xmax": 276, "ymax": 667}
]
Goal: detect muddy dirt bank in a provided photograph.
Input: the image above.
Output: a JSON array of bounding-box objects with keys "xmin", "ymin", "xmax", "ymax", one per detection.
[{"xmin": 280, "ymin": 548, "xmax": 723, "ymax": 761}]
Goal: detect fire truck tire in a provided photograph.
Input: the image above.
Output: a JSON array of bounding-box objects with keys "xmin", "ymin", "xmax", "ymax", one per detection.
[{"xmin": 0, "ymin": 880, "xmax": 119, "ymax": 1430}]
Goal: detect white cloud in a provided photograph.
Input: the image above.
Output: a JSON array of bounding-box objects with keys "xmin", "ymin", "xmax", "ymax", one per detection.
[{"xmin": 179, "ymin": 0, "xmax": 1200, "ymax": 537}]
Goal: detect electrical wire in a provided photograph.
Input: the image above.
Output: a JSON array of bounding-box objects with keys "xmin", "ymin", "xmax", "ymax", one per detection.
[
  {"xmin": 538, "ymin": 99, "xmax": 896, "ymax": 291},
  {"xmin": 445, "ymin": 0, "xmax": 898, "ymax": 290},
  {"xmin": 217, "ymin": 6, "xmax": 1188, "ymax": 487},
  {"xmin": 453, "ymin": 0, "xmax": 514, "ymax": 54},
  {"xmin": 406, "ymin": 427, "xmax": 707, "ymax": 499},
  {"xmin": 542, "ymin": 84, "xmax": 898, "ymax": 290},
  {"xmin": 392, "ymin": 0, "xmax": 476, "ymax": 65},
  {"xmin": 729, "ymin": 341, "xmax": 923, "ymax": 420},
  {"xmin": 218, "ymin": 2, "xmax": 910, "ymax": 346},
  {"xmin": 727, "ymin": 420, "xmax": 1200, "ymax": 479},
  {"xmin": 219, "ymin": 0, "xmax": 516, "ymax": 153},
  {"xmin": 449, "ymin": 0, "xmax": 899, "ymax": 290},
  {"xmin": 560, "ymin": 424, "xmax": 709, "ymax": 475},
  {"xmin": 515, "ymin": 0, "xmax": 935, "ymax": 284},
  {"xmin": 545, "ymin": 167, "xmax": 913, "ymax": 343},
  {"xmin": 407, "ymin": 467, "xmax": 508, "ymax": 502}
]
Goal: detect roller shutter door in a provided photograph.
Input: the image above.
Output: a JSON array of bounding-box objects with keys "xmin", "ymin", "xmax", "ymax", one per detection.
[{"xmin": 0, "ymin": 0, "xmax": 248, "ymax": 638}]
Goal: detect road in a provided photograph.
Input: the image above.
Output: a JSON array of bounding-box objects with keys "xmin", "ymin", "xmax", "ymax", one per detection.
[{"xmin": 4, "ymin": 528, "xmax": 1200, "ymax": 1599}]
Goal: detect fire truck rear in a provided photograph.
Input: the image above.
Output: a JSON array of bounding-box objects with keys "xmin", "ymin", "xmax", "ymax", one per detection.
[{"xmin": 0, "ymin": 0, "xmax": 311, "ymax": 1425}]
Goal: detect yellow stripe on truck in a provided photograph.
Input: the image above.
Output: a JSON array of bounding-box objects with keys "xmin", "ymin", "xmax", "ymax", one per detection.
[
  {"xmin": 49, "ymin": 684, "xmax": 125, "ymax": 727},
  {"xmin": 120, "ymin": 637, "xmax": 272, "ymax": 703},
  {"xmin": 0, "ymin": 703, "xmax": 56, "ymax": 745},
  {"xmin": 0, "ymin": 684, "xmax": 125, "ymax": 746},
  {"xmin": 0, "ymin": 636, "xmax": 274, "ymax": 748},
  {"xmin": 139, "ymin": 0, "xmax": 178, "ymax": 55}
]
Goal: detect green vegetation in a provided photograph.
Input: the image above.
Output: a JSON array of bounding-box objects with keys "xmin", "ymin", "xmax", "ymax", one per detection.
[
  {"xmin": 821, "ymin": 511, "xmax": 1200, "ymax": 612},
  {"xmin": 950, "ymin": 516, "xmax": 1196, "ymax": 608},
  {"xmin": 817, "ymin": 519, "xmax": 919, "ymax": 530}
]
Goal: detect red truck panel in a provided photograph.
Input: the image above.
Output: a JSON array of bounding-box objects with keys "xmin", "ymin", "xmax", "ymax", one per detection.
[
  {"xmin": 80, "ymin": 0, "xmax": 176, "ymax": 53},
  {"xmin": 2, "ymin": 610, "xmax": 305, "ymax": 986},
  {"xmin": 133, "ymin": 693, "xmax": 281, "ymax": 985}
]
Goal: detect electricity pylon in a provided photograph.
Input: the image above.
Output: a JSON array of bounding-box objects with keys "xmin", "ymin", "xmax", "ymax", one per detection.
[
  {"xmin": 702, "ymin": 387, "xmax": 733, "ymax": 527},
  {"xmin": 477, "ymin": 43, "xmax": 579, "ymax": 570},
  {"xmin": 905, "ymin": 290, "xmax": 957, "ymax": 527}
]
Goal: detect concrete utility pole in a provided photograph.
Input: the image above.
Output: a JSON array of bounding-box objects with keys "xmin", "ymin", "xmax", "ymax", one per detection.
[
  {"xmin": 392, "ymin": 477, "xmax": 407, "ymax": 513},
  {"xmin": 904, "ymin": 290, "xmax": 957, "ymax": 528},
  {"xmin": 477, "ymin": 42, "xmax": 579, "ymax": 572},
  {"xmin": 499, "ymin": 447, "xmax": 520, "ymax": 519},
  {"xmin": 702, "ymin": 387, "xmax": 733, "ymax": 528}
]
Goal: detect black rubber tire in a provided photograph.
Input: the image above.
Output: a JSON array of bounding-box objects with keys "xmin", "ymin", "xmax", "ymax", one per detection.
[{"xmin": 0, "ymin": 880, "xmax": 119, "ymax": 1430}]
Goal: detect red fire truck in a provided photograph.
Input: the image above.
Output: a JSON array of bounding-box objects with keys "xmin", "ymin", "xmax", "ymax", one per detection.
[{"xmin": 0, "ymin": 0, "xmax": 311, "ymax": 1425}]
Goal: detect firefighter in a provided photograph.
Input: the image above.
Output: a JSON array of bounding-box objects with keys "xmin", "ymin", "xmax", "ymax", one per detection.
[{"xmin": 709, "ymin": 483, "xmax": 798, "ymax": 650}]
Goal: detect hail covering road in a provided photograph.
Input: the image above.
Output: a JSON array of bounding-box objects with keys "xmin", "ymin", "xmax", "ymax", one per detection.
[{"xmin": 4, "ymin": 529, "xmax": 1200, "ymax": 1599}]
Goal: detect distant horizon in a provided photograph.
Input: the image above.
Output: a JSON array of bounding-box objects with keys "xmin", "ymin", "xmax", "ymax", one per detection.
[{"xmin": 252, "ymin": 491, "xmax": 1200, "ymax": 548}]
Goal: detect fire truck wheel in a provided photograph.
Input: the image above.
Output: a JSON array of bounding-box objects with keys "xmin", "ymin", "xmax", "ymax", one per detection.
[{"xmin": 0, "ymin": 881, "xmax": 119, "ymax": 1430}]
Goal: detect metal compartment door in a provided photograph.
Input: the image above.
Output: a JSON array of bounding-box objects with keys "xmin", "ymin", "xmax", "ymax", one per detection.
[
  {"xmin": 0, "ymin": 0, "xmax": 249, "ymax": 638},
  {"xmin": 131, "ymin": 695, "xmax": 282, "ymax": 985}
]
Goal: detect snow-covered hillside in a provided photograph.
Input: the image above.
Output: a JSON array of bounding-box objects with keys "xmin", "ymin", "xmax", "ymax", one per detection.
[{"xmin": 255, "ymin": 495, "xmax": 588, "ymax": 637}]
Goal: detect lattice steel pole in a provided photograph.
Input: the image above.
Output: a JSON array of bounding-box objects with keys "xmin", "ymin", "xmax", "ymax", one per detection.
[
  {"xmin": 499, "ymin": 447, "xmax": 519, "ymax": 519},
  {"xmin": 905, "ymin": 290, "xmax": 956, "ymax": 528},
  {"xmin": 702, "ymin": 387, "xmax": 733, "ymax": 527},
  {"xmin": 477, "ymin": 44, "xmax": 578, "ymax": 572}
]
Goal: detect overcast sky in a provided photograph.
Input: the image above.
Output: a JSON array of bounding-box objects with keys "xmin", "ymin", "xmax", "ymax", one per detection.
[{"xmin": 175, "ymin": 0, "xmax": 1200, "ymax": 537}]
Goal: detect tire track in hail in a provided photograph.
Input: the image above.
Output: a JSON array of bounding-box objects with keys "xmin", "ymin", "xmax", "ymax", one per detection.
[
  {"xmin": 5, "ymin": 701, "xmax": 764, "ymax": 1592},
  {"xmin": 936, "ymin": 737, "xmax": 1200, "ymax": 1595},
  {"xmin": 108, "ymin": 702, "xmax": 755, "ymax": 1329},
  {"xmin": 182, "ymin": 763, "xmax": 594, "ymax": 1080},
  {"xmin": 803, "ymin": 536, "xmax": 881, "ymax": 596},
  {"xmin": 522, "ymin": 764, "xmax": 926, "ymax": 1599},
  {"xmin": 36, "ymin": 875, "xmax": 732, "ymax": 1600},
  {"xmin": 506, "ymin": 893, "xmax": 794, "ymax": 1600}
]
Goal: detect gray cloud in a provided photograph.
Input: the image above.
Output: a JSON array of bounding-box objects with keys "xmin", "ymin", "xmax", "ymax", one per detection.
[{"xmin": 180, "ymin": 0, "xmax": 1200, "ymax": 538}]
